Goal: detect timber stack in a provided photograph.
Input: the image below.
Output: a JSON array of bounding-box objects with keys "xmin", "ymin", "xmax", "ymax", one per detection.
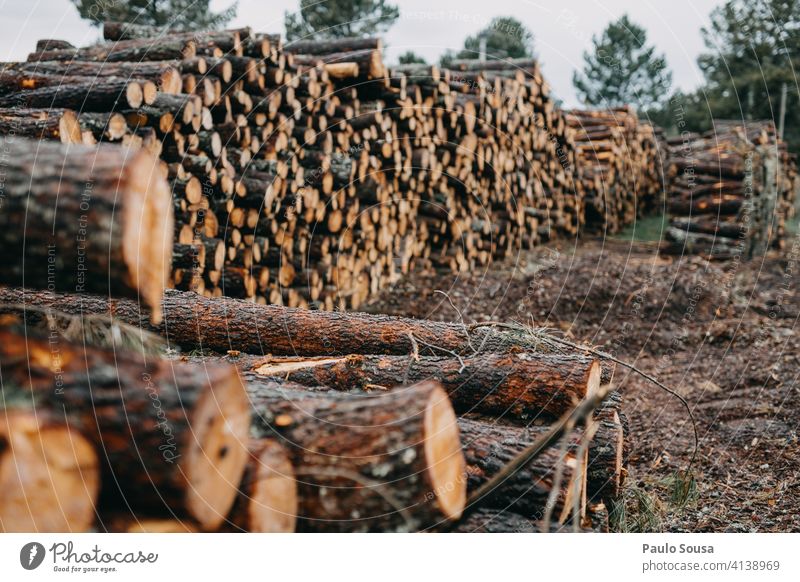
[
  {"xmin": 0, "ymin": 24, "xmax": 612, "ymax": 310},
  {"xmin": 565, "ymin": 106, "xmax": 665, "ymax": 234},
  {"xmin": 663, "ymin": 120, "xmax": 798, "ymax": 258},
  {"xmin": 1, "ymin": 284, "xmax": 631, "ymax": 533}
]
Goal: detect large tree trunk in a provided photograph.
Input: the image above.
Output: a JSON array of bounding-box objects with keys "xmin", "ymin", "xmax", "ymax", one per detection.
[
  {"xmin": 457, "ymin": 418, "xmax": 586, "ymax": 523},
  {"xmin": 226, "ymin": 439, "xmax": 297, "ymax": 532},
  {"xmin": 0, "ymin": 288, "xmax": 586, "ymax": 359},
  {"xmin": 252, "ymin": 352, "xmax": 600, "ymax": 420},
  {"xmin": 0, "ymin": 408, "xmax": 100, "ymax": 532},
  {"xmin": 0, "ymin": 107, "xmax": 82, "ymax": 143},
  {"xmin": 0, "ymin": 138, "xmax": 172, "ymax": 322},
  {"xmin": 246, "ymin": 376, "xmax": 466, "ymax": 532},
  {"xmin": 0, "ymin": 328, "xmax": 250, "ymax": 531}
]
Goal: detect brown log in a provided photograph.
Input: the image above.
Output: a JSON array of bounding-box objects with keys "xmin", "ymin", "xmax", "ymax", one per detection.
[
  {"xmin": 0, "ymin": 78, "xmax": 144, "ymax": 111},
  {"xmin": 284, "ymin": 38, "xmax": 382, "ymax": 55},
  {"xmin": 0, "ymin": 408, "xmax": 100, "ymax": 532},
  {"xmin": 0, "ymin": 107, "xmax": 81, "ymax": 143},
  {"xmin": 247, "ymin": 377, "xmax": 466, "ymax": 532},
  {"xmin": 0, "ymin": 328, "xmax": 250, "ymax": 531},
  {"xmin": 226, "ymin": 439, "xmax": 297, "ymax": 532},
  {"xmin": 27, "ymin": 38, "xmax": 196, "ymax": 63},
  {"xmin": 0, "ymin": 138, "xmax": 172, "ymax": 322},
  {"xmin": 457, "ymin": 418, "xmax": 586, "ymax": 522},
  {"xmin": 253, "ymin": 352, "xmax": 600, "ymax": 419}
]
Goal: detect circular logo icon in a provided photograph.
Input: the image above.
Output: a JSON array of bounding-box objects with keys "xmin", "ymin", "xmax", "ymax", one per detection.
[{"xmin": 20, "ymin": 542, "xmax": 46, "ymax": 570}]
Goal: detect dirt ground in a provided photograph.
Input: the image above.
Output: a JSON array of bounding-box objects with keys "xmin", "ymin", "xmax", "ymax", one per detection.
[{"xmin": 365, "ymin": 235, "xmax": 800, "ymax": 532}]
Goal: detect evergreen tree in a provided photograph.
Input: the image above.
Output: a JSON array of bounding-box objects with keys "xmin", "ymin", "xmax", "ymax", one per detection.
[
  {"xmin": 695, "ymin": 0, "xmax": 800, "ymax": 149},
  {"xmin": 71, "ymin": 0, "xmax": 237, "ymax": 30},
  {"xmin": 398, "ymin": 51, "xmax": 427, "ymax": 65},
  {"xmin": 440, "ymin": 16, "xmax": 534, "ymax": 67},
  {"xmin": 285, "ymin": 0, "xmax": 399, "ymax": 41},
  {"xmin": 573, "ymin": 14, "xmax": 672, "ymax": 111}
]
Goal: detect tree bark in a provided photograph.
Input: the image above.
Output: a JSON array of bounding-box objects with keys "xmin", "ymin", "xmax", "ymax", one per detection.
[
  {"xmin": 0, "ymin": 107, "xmax": 81, "ymax": 143},
  {"xmin": 0, "ymin": 328, "xmax": 251, "ymax": 531},
  {"xmin": 457, "ymin": 418, "xmax": 586, "ymax": 522},
  {"xmin": 246, "ymin": 376, "xmax": 466, "ymax": 532},
  {"xmin": 451, "ymin": 509, "xmax": 539, "ymax": 533},
  {"xmin": 0, "ymin": 138, "xmax": 172, "ymax": 322},
  {"xmin": 27, "ymin": 38, "xmax": 196, "ymax": 63},
  {"xmin": 252, "ymin": 352, "xmax": 600, "ymax": 419},
  {"xmin": 284, "ymin": 38, "xmax": 382, "ymax": 55},
  {"xmin": 0, "ymin": 79, "xmax": 144, "ymax": 111}
]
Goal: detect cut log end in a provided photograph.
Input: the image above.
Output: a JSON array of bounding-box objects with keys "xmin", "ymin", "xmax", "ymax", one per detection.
[
  {"xmin": 183, "ymin": 369, "xmax": 250, "ymax": 530},
  {"xmin": 234, "ymin": 440, "xmax": 297, "ymax": 532},
  {"xmin": 586, "ymin": 360, "xmax": 601, "ymax": 400},
  {"xmin": 424, "ymin": 385, "xmax": 467, "ymax": 521},
  {"xmin": 0, "ymin": 411, "xmax": 99, "ymax": 533},
  {"xmin": 58, "ymin": 110, "xmax": 82, "ymax": 144},
  {"xmin": 121, "ymin": 148, "xmax": 173, "ymax": 324}
]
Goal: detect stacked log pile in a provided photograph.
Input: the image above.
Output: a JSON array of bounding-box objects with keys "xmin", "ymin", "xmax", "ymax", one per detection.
[
  {"xmin": 565, "ymin": 107, "xmax": 665, "ymax": 233},
  {"xmin": 663, "ymin": 120, "xmax": 798, "ymax": 258},
  {"xmin": 0, "ymin": 26, "xmax": 657, "ymax": 311},
  {"xmin": 1, "ymin": 286, "xmax": 630, "ymax": 532}
]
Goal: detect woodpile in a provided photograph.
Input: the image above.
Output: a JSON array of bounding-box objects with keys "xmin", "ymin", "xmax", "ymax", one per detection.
[
  {"xmin": 663, "ymin": 120, "xmax": 798, "ymax": 258},
  {"xmin": 0, "ymin": 25, "xmax": 661, "ymax": 311},
  {"xmin": 565, "ymin": 106, "xmax": 666, "ymax": 234},
  {"xmin": 1, "ymin": 286, "xmax": 629, "ymax": 532},
  {"xmin": 0, "ymin": 24, "xmax": 644, "ymax": 533}
]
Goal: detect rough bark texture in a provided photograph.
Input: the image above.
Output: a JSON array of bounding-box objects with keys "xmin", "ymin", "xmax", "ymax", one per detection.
[
  {"xmin": 0, "ymin": 408, "xmax": 100, "ymax": 532},
  {"xmin": 27, "ymin": 38, "xmax": 196, "ymax": 63},
  {"xmin": 0, "ymin": 288, "xmax": 587, "ymax": 358},
  {"xmin": 587, "ymin": 407, "xmax": 625, "ymax": 503},
  {"xmin": 246, "ymin": 376, "xmax": 466, "ymax": 532},
  {"xmin": 0, "ymin": 328, "xmax": 250, "ymax": 530},
  {"xmin": 457, "ymin": 418, "xmax": 585, "ymax": 523},
  {"xmin": 0, "ymin": 79, "xmax": 144, "ymax": 111},
  {"xmin": 0, "ymin": 107, "xmax": 81, "ymax": 143},
  {"xmin": 0, "ymin": 138, "xmax": 172, "ymax": 322},
  {"xmin": 451, "ymin": 508, "xmax": 540, "ymax": 533},
  {"xmin": 253, "ymin": 352, "xmax": 600, "ymax": 420},
  {"xmin": 226, "ymin": 439, "xmax": 297, "ymax": 532}
]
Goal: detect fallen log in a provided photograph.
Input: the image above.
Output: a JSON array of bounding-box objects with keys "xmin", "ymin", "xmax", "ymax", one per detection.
[
  {"xmin": 0, "ymin": 138, "xmax": 172, "ymax": 322},
  {"xmin": 0, "ymin": 408, "xmax": 100, "ymax": 532},
  {"xmin": 226, "ymin": 439, "xmax": 297, "ymax": 532},
  {"xmin": 0, "ymin": 328, "xmax": 250, "ymax": 531},
  {"xmin": 0, "ymin": 288, "xmax": 552, "ymax": 356},
  {"xmin": 457, "ymin": 418, "xmax": 586, "ymax": 522},
  {"xmin": 0, "ymin": 78, "xmax": 145, "ymax": 111},
  {"xmin": 0, "ymin": 107, "xmax": 82, "ymax": 143},
  {"xmin": 246, "ymin": 377, "xmax": 466, "ymax": 532},
  {"xmin": 252, "ymin": 352, "xmax": 600, "ymax": 419}
]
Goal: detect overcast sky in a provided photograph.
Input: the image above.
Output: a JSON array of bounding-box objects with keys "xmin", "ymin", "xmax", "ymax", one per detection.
[{"xmin": 0, "ymin": 0, "xmax": 723, "ymax": 106}]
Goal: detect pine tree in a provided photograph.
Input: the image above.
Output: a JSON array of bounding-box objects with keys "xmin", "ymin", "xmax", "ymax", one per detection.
[
  {"xmin": 695, "ymin": 0, "xmax": 800, "ymax": 149},
  {"xmin": 71, "ymin": 0, "xmax": 237, "ymax": 30},
  {"xmin": 440, "ymin": 16, "xmax": 534, "ymax": 67},
  {"xmin": 285, "ymin": 0, "xmax": 399, "ymax": 41},
  {"xmin": 573, "ymin": 14, "xmax": 672, "ymax": 111},
  {"xmin": 398, "ymin": 51, "xmax": 426, "ymax": 65}
]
